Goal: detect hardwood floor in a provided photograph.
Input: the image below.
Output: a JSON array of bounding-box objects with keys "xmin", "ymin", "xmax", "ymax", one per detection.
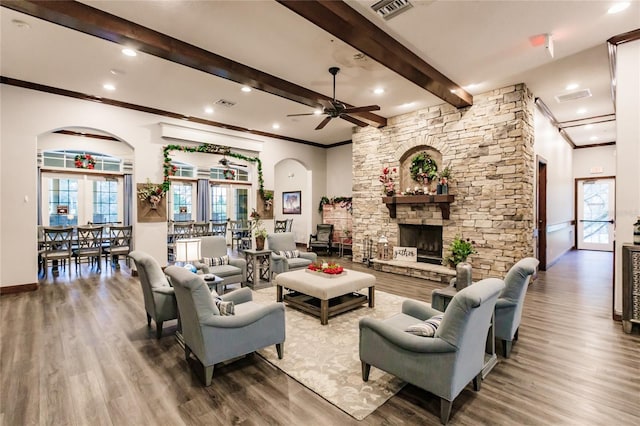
[{"xmin": 1, "ymin": 250, "xmax": 638, "ymax": 425}]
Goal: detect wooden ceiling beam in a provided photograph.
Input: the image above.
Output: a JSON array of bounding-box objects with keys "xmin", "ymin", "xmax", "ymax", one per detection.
[
  {"xmin": 277, "ymin": 0, "xmax": 472, "ymax": 108},
  {"xmin": 1, "ymin": 0, "xmax": 387, "ymax": 128}
]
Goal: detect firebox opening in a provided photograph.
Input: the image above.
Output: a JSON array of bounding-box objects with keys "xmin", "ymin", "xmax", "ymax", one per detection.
[{"xmin": 398, "ymin": 224, "xmax": 443, "ymax": 265}]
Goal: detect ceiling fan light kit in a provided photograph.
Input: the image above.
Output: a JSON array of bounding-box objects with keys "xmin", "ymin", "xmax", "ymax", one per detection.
[{"xmin": 287, "ymin": 67, "xmax": 381, "ymax": 130}]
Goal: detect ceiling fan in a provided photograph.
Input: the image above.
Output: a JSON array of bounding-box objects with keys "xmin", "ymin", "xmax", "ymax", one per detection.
[
  {"xmin": 287, "ymin": 67, "xmax": 381, "ymax": 130},
  {"xmin": 219, "ymin": 156, "xmax": 246, "ymax": 168}
]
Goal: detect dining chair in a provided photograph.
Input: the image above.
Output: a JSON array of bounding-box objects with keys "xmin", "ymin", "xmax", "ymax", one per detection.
[
  {"xmin": 285, "ymin": 218, "xmax": 293, "ymax": 232},
  {"xmin": 210, "ymin": 221, "xmax": 228, "ymax": 237},
  {"xmin": 73, "ymin": 225, "xmax": 104, "ymax": 272},
  {"xmin": 41, "ymin": 227, "xmax": 74, "ymax": 276},
  {"xmin": 229, "ymin": 220, "xmax": 249, "ymax": 251},
  {"xmin": 192, "ymin": 222, "xmax": 210, "ymax": 237},
  {"xmin": 274, "ymin": 220, "xmax": 287, "ymax": 233},
  {"xmin": 104, "ymin": 225, "xmax": 133, "ymax": 268}
]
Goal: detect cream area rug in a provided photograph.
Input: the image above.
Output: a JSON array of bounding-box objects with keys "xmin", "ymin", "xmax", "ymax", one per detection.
[{"xmin": 253, "ymin": 286, "xmax": 407, "ymax": 420}]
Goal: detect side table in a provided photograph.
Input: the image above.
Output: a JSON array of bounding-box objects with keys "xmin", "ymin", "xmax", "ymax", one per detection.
[
  {"xmin": 431, "ymin": 285, "xmax": 498, "ymax": 378},
  {"xmin": 244, "ymin": 249, "xmax": 272, "ymax": 286},
  {"xmin": 338, "ymin": 237, "xmax": 353, "ymax": 259}
]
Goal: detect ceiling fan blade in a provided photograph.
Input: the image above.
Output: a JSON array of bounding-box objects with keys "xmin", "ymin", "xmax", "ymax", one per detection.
[
  {"xmin": 340, "ymin": 114, "xmax": 368, "ymax": 127},
  {"xmin": 315, "ymin": 116, "xmax": 333, "ymax": 130},
  {"xmin": 286, "ymin": 113, "xmax": 317, "ymax": 117},
  {"xmin": 342, "ymin": 105, "xmax": 380, "ymax": 114}
]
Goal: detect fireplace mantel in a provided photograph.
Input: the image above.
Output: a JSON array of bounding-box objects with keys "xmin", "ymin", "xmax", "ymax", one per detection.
[{"xmin": 382, "ymin": 194, "xmax": 455, "ymax": 219}]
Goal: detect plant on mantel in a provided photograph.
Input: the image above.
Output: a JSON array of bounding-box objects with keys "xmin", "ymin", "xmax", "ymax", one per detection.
[{"xmin": 162, "ymin": 143, "xmax": 265, "ymax": 195}]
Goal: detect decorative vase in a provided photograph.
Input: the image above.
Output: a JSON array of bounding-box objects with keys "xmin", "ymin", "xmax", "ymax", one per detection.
[
  {"xmin": 441, "ymin": 184, "xmax": 448, "ymax": 195},
  {"xmin": 436, "ymin": 183, "xmax": 443, "ymax": 194},
  {"xmin": 386, "ymin": 190, "xmax": 395, "ymax": 197},
  {"xmin": 454, "ymin": 262, "xmax": 473, "ymax": 290},
  {"xmin": 255, "ymin": 235, "xmax": 265, "ymax": 251}
]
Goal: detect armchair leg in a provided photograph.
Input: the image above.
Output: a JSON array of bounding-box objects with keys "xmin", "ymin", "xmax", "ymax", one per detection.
[
  {"xmin": 440, "ymin": 398, "xmax": 452, "ymax": 425},
  {"xmin": 361, "ymin": 361, "xmax": 371, "ymax": 381},
  {"xmin": 204, "ymin": 365, "xmax": 214, "ymax": 386},
  {"xmin": 155, "ymin": 321, "xmax": 163, "ymax": 339},
  {"xmin": 146, "ymin": 314, "xmax": 152, "ymax": 327},
  {"xmin": 502, "ymin": 340, "xmax": 513, "ymax": 358},
  {"xmin": 473, "ymin": 372, "xmax": 482, "ymax": 391},
  {"xmin": 514, "ymin": 328, "xmax": 519, "ymax": 341},
  {"xmin": 185, "ymin": 346, "xmax": 192, "ymax": 361},
  {"xmin": 276, "ymin": 343, "xmax": 284, "ymax": 359}
]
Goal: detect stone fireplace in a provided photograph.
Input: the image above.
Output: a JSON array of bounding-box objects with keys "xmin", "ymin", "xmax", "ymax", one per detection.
[
  {"xmin": 351, "ymin": 83, "xmax": 535, "ymax": 282},
  {"xmin": 398, "ymin": 224, "xmax": 442, "ymax": 264}
]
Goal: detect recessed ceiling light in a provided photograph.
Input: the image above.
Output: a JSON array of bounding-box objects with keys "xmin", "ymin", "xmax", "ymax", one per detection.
[
  {"xmin": 590, "ymin": 136, "xmax": 598, "ymax": 141},
  {"xmin": 109, "ymin": 68, "xmax": 125, "ymax": 76},
  {"xmin": 400, "ymin": 102, "xmax": 415, "ymax": 108},
  {"xmin": 241, "ymin": 86, "xmax": 252, "ymax": 93},
  {"xmin": 204, "ymin": 106, "xmax": 214, "ymax": 114},
  {"xmin": 577, "ymin": 108, "xmax": 587, "ymax": 114},
  {"xmin": 374, "ymin": 87, "xmax": 385, "ymax": 95},
  {"xmin": 565, "ymin": 83, "xmax": 579, "ymax": 91},
  {"xmin": 314, "ymin": 109, "xmax": 323, "ymax": 115},
  {"xmin": 463, "ymin": 83, "xmax": 479, "ymax": 90},
  {"xmin": 450, "ymin": 89, "xmax": 457, "ymax": 94},
  {"xmin": 121, "ymin": 48, "xmax": 137, "ymax": 57},
  {"xmin": 585, "ymin": 124, "xmax": 594, "ymax": 130},
  {"xmin": 608, "ymin": 2, "xmax": 630, "ymax": 14},
  {"xmin": 272, "ymin": 123, "xmax": 280, "ymax": 129},
  {"xmin": 102, "ymin": 83, "xmax": 116, "ymax": 91}
]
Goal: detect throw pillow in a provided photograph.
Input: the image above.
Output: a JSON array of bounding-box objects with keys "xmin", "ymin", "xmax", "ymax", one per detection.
[
  {"xmin": 203, "ymin": 255, "xmax": 229, "ymax": 267},
  {"xmin": 213, "ymin": 296, "xmax": 235, "ymax": 316},
  {"xmin": 278, "ymin": 250, "xmax": 300, "ymax": 259},
  {"xmin": 405, "ymin": 314, "xmax": 444, "ymax": 337}
]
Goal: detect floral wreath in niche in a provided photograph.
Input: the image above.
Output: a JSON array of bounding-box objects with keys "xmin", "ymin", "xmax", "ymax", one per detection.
[
  {"xmin": 409, "ymin": 152, "xmax": 438, "ymax": 183},
  {"xmin": 74, "ymin": 154, "xmax": 96, "ymax": 169}
]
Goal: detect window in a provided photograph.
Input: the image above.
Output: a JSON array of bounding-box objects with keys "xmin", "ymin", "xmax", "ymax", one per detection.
[
  {"xmin": 48, "ymin": 178, "xmax": 79, "ymax": 226},
  {"xmin": 172, "ymin": 182, "xmax": 193, "ymax": 221},
  {"xmin": 42, "ymin": 150, "xmax": 121, "ymax": 172},
  {"xmin": 172, "ymin": 162, "xmax": 195, "ymax": 178},
  {"xmin": 93, "ymin": 180, "xmax": 119, "ymax": 223},
  {"xmin": 210, "ymin": 166, "xmax": 248, "ymax": 182},
  {"xmin": 235, "ymin": 188, "xmax": 248, "ymax": 220},
  {"xmin": 211, "ymin": 186, "xmax": 227, "ymax": 222}
]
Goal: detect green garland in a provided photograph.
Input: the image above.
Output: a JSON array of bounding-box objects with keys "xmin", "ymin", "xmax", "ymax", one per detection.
[
  {"xmin": 162, "ymin": 143, "xmax": 264, "ymax": 196},
  {"xmin": 410, "ymin": 152, "xmax": 438, "ymax": 183},
  {"xmin": 318, "ymin": 196, "xmax": 353, "ymax": 213}
]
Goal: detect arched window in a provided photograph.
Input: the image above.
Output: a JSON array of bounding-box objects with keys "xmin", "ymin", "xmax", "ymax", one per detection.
[{"xmin": 42, "ymin": 150, "xmax": 121, "ymax": 172}]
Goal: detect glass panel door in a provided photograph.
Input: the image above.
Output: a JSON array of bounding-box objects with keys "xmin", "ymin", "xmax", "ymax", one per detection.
[{"xmin": 577, "ymin": 178, "xmax": 615, "ymax": 251}]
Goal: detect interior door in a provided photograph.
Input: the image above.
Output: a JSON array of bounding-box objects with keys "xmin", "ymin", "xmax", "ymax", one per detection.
[{"xmin": 577, "ymin": 178, "xmax": 615, "ymax": 251}]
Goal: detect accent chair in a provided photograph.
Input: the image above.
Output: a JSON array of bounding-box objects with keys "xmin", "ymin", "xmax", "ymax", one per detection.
[
  {"xmin": 494, "ymin": 257, "xmax": 539, "ymax": 357},
  {"xmin": 128, "ymin": 251, "xmax": 178, "ymax": 339},
  {"xmin": 164, "ymin": 266, "xmax": 285, "ymax": 386},
  {"xmin": 267, "ymin": 232, "xmax": 317, "ymax": 275},
  {"xmin": 195, "ymin": 236, "xmax": 246, "ymax": 293},
  {"xmin": 359, "ymin": 278, "xmax": 505, "ymax": 425},
  {"xmin": 308, "ymin": 223, "xmax": 334, "ymax": 255}
]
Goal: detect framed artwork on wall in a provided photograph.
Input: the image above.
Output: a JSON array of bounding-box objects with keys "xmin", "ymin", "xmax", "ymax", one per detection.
[{"xmin": 282, "ymin": 191, "xmax": 301, "ymax": 215}]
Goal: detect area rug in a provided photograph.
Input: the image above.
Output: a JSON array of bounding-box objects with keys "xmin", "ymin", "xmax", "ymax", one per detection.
[{"xmin": 253, "ymin": 287, "xmax": 407, "ymax": 420}]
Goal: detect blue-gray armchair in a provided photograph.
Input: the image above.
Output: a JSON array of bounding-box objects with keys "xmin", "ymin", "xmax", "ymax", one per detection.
[
  {"xmin": 164, "ymin": 266, "xmax": 285, "ymax": 386},
  {"xmin": 194, "ymin": 235, "xmax": 246, "ymax": 293},
  {"xmin": 494, "ymin": 257, "xmax": 539, "ymax": 358},
  {"xmin": 129, "ymin": 251, "xmax": 178, "ymax": 339},
  {"xmin": 267, "ymin": 232, "xmax": 317, "ymax": 275},
  {"xmin": 359, "ymin": 278, "xmax": 505, "ymax": 425}
]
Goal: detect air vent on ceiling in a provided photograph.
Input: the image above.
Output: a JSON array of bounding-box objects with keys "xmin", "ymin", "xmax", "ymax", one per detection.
[
  {"xmin": 554, "ymin": 89, "xmax": 592, "ymax": 103},
  {"xmin": 215, "ymin": 99, "xmax": 236, "ymax": 108},
  {"xmin": 371, "ymin": 0, "xmax": 413, "ymax": 20}
]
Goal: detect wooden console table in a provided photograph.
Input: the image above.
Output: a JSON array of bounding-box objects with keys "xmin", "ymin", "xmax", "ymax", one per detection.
[{"xmin": 382, "ymin": 194, "xmax": 455, "ymax": 219}]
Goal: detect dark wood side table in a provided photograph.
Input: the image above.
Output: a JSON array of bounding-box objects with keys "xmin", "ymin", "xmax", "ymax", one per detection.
[
  {"xmin": 244, "ymin": 249, "xmax": 272, "ymax": 286},
  {"xmin": 431, "ymin": 285, "xmax": 498, "ymax": 378}
]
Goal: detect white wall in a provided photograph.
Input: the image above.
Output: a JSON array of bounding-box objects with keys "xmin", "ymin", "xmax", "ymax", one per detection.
[
  {"xmin": 614, "ymin": 39, "xmax": 640, "ymax": 315},
  {"xmin": 0, "ymin": 85, "xmax": 326, "ymax": 287},
  {"xmin": 534, "ymin": 108, "xmax": 575, "ymax": 265},
  {"xmin": 325, "ymin": 143, "xmax": 353, "ymax": 197},
  {"xmin": 273, "ymin": 159, "xmax": 312, "ymax": 244},
  {"xmin": 573, "ymin": 145, "xmax": 616, "ymax": 178}
]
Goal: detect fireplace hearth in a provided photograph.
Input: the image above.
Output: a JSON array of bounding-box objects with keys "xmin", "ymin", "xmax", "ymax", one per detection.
[{"xmin": 398, "ymin": 224, "xmax": 442, "ymax": 264}]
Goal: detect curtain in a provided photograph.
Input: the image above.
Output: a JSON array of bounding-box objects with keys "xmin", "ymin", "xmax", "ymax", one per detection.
[
  {"xmin": 123, "ymin": 174, "xmax": 133, "ymax": 226},
  {"xmin": 197, "ymin": 179, "xmax": 210, "ymax": 222}
]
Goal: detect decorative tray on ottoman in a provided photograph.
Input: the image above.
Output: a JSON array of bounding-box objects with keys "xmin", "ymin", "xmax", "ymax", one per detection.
[{"xmin": 305, "ymin": 266, "xmax": 346, "ymax": 278}]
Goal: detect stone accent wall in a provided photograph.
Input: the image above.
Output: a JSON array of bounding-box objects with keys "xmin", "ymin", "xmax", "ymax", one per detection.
[{"xmin": 352, "ymin": 84, "xmax": 535, "ymax": 280}]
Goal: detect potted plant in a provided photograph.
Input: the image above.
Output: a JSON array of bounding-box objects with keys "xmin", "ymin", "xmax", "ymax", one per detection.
[
  {"xmin": 444, "ymin": 236, "xmax": 477, "ymax": 290},
  {"xmin": 250, "ymin": 209, "xmax": 268, "ymax": 250},
  {"xmin": 379, "ymin": 167, "xmax": 397, "ymax": 196}
]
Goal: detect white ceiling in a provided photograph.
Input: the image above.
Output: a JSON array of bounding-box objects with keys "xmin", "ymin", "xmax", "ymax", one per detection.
[{"xmin": 1, "ymin": 1, "xmax": 638, "ymax": 147}]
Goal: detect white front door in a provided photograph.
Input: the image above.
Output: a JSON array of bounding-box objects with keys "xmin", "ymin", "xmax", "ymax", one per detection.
[{"xmin": 577, "ymin": 178, "xmax": 615, "ymax": 251}]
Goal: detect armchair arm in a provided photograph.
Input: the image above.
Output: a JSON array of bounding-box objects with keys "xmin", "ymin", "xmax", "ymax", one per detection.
[
  {"xmin": 495, "ymin": 298, "xmax": 517, "ymax": 310},
  {"xmin": 402, "ymin": 299, "xmax": 443, "ymax": 320},
  {"xmin": 229, "ymin": 258, "xmax": 247, "ymax": 281},
  {"xmin": 359, "ymin": 317, "xmax": 456, "ymax": 353},
  {"xmin": 152, "ymin": 287, "xmax": 175, "ymax": 295},
  {"xmin": 299, "ymin": 252, "xmax": 317, "ymax": 262},
  {"xmin": 201, "ymin": 302, "xmax": 285, "ymax": 328},
  {"xmin": 271, "ymin": 252, "xmax": 286, "ymax": 261},
  {"xmin": 193, "ymin": 260, "xmax": 209, "ymax": 274},
  {"xmin": 220, "ymin": 287, "xmax": 253, "ymax": 305}
]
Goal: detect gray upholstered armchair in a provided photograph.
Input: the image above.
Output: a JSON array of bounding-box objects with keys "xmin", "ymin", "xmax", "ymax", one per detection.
[
  {"xmin": 267, "ymin": 232, "xmax": 317, "ymax": 275},
  {"xmin": 308, "ymin": 223, "xmax": 334, "ymax": 255},
  {"xmin": 359, "ymin": 278, "xmax": 504, "ymax": 425},
  {"xmin": 494, "ymin": 257, "xmax": 539, "ymax": 358},
  {"xmin": 164, "ymin": 266, "xmax": 285, "ymax": 386},
  {"xmin": 129, "ymin": 251, "xmax": 178, "ymax": 339},
  {"xmin": 194, "ymin": 236, "xmax": 246, "ymax": 293}
]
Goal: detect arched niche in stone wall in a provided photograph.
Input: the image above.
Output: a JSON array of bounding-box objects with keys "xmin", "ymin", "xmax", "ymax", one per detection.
[{"xmin": 399, "ymin": 145, "xmax": 443, "ymax": 192}]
